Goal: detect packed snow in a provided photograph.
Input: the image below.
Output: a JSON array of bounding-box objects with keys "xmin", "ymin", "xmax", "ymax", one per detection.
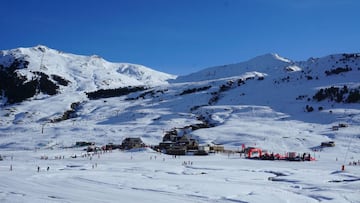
[{"xmin": 1, "ymin": 146, "xmax": 359, "ymax": 203}]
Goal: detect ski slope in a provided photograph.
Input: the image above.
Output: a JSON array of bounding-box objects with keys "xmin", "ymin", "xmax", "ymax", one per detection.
[{"xmin": 0, "ymin": 46, "xmax": 359, "ymax": 202}]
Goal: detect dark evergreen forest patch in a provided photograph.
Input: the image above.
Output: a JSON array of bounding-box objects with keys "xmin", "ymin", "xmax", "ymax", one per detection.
[
  {"xmin": 0, "ymin": 59, "xmax": 63, "ymax": 104},
  {"xmin": 179, "ymin": 86, "xmax": 212, "ymax": 96},
  {"xmin": 313, "ymin": 86, "xmax": 360, "ymax": 103},
  {"xmin": 86, "ymin": 86, "xmax": 147, "ymax": 100}
]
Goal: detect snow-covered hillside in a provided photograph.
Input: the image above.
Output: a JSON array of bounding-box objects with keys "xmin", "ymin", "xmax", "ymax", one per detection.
[
  {"xmin": 173, "ymin": 53, "xmax": 293, "ymax": 82},
  {"xmin": 0, "ymin": 46, "xmax": 359, "ymax": 148},
  {"xmin": 0, "ymin": 47, "xmax": 359, "ymax": 202},
  {"xmin": 0, "ymin": 45, "xmax": 175, "ymax": 92}
]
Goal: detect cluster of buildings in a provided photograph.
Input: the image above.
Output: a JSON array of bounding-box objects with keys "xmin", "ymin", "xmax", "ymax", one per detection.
[
  {"xmin": 76, "ymin": 133, "xmax": 224, "ymax": 156},
  {"xmin": 75, "ymin": 138, "xmax": 145, "ymax": 153},
  {"xmin": 155, "ymin": 133, "xmax": 224, "ymax": 155}
]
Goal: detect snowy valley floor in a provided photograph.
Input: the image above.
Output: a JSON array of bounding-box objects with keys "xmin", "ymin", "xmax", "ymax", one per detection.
[{"xmin": 0, "ymin": 148, "xmax": 359, "ymax": 203}]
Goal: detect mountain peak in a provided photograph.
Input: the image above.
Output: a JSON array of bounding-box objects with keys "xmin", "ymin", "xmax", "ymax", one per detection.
[
  {"xmin": 174, "ymin": 53, "xmax": 293, "ymax": 83},
  {"xmin": 8, "ymin": 45, "xmax": 52, "ymax": 55},
  {"xmin": 32, "ymin": 44, "xmax": 50, "ymax": 52},
  {"xmin": 247, "ymin": 53, "xmax": 292, "ymax": 64}
]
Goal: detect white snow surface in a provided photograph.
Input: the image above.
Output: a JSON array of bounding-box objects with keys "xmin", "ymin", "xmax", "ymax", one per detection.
[
  {"xmin": 173, "ymin": 53, "xmax": 294, "ymax": 82},
  {"xmin": 0, "ymin": 45, "xmax": 176, "ymax": 91},
  {"xmin": 0, "ymin": 47, "xmax": 360, "ymax": 202}
]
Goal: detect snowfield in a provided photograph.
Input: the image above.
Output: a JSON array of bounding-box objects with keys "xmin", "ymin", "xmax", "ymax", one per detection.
[
  {"xmin": 1, "ymin": 147, "xmax": 359, "ymax": 203},
  {"xmin": 0, "ymin": 46, "xmax": 360, "ymax": 202}
]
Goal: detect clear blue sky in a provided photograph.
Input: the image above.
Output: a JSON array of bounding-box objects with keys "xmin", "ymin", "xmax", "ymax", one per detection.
[{"xmin": 1, "ymin": 0, "xmax": 359, "ymax": 75}]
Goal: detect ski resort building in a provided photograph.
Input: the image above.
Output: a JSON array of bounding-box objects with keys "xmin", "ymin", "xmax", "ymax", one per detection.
[{"xmin": 121, "ymin": 137, "xmax": 145, "ymax": 150}]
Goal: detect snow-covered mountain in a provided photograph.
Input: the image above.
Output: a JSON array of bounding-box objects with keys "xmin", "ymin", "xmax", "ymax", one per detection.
[
  {"xmin": 173, "ymin": 53, "xmax": 294, "ymax": 82},
  {"xmin": 0, "ymin": 45, "xmax": 175, "ymax": 97},
  {"xmin": 0, "ymin": 46, "xmax": 359, "ymax": 149},
  {"xmin": 1, "ymin": 46, "xmax": 360, "ymax": 203}
]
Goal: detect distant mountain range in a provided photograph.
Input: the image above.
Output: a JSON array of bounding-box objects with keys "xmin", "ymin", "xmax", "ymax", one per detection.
[{"xmin": 0, "ymin": 45, "xmax": 359, "ymax": 149}]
